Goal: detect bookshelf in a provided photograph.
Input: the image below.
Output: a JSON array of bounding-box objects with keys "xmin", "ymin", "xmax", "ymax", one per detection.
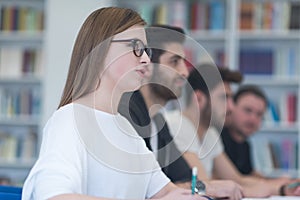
[
  {"xmin": 237, "ymin": 0, "xmax": 300, "ymax": 178},
  {"xmin": 0, "ymin": 0, "xmax": 44, "ymax": 185},
  {"xmin": 113, "ymin": 0, "xmax": 300, "ymax": 177}
]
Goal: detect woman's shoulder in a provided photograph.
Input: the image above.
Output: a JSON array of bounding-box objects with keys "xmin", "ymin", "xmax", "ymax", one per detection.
[
  {"xmin": 52, "ymin": 103, "xmax": 99, "ymax": 121},
  {"xmin": 43, "ymin": 103, "xmax": 79, "ymax": 134}
]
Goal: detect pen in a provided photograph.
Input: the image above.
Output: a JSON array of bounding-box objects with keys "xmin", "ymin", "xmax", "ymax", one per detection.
[
  {"xmin": 286, "ymin": 182, "xmax": 300, "ymax": 189},
  {"xmin": 191, "ymin": 167, "xmax": 197, "ymax": 195}
]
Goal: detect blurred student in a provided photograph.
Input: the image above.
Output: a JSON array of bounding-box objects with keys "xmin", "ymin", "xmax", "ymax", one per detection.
[
  {"xmin": 119, "ymin": 25, "xmax": 243, "ymax": 200},
  {"xmin": 223, "ymin": 84, "xmax": 300, "ymax": 196},
  {"xmin": 165, "ymin": 63, "xmax": 300, "ymax": 197},
  {"xmin": 21, "ymin": 7, "xmax": 205, "ymax": 200},
  {"xmin": 221, "ymin": 84, "xmax": 267, "ymax": 176}
]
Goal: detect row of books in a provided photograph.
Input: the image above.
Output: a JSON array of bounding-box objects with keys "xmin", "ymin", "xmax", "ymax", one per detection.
[
  {"xmin": 0, "ymin": 5, "xmax": 44, "ymax": 32},
  {"xmin": 0, "ymin": 131, "xmax": 37, "ymax": 161},
  {"xmin": 252, "ymin": 138, "xmax": 298, "ymax": 174},
  {"xmin": 130, "ymin": 1, "xmax": 226, "ymax": 31},
  {"xmin": 0, "ymin": 87, "xmax": 40, "ymax": 118},
  {"xmin": 190, "ymin": 47, "xmax": 299, "ymax": 77},
  {"xmin": 212, "ymin": 48, "xmax": 299, "ymax": 77},
  {"xmin": 240, "ymin": 1, "xmax": 300, "ymax": 30},
  {"xmin": 0, "ymin": 47, "xmax": 43, "ymax": 78},
  {"xmin": 265, "ymin": 93, "xmax": 298, "ymax": 125},
  {"xmin": 127, "ymin": 1, "xmax": 300, "ymax": 31}
]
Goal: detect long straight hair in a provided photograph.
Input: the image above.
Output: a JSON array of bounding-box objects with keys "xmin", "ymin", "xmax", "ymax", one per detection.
[{"xmin": 58, "ymin": 7, "xmax": 146, "ymax": 108}]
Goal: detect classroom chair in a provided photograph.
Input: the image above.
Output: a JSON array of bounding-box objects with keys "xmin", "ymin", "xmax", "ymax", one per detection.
[{"xmin": 0, "ymin": 185, "xmax": 22, "ymax": 200}]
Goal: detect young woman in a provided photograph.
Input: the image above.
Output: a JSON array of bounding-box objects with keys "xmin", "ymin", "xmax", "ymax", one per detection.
[{"xmin": 21, "ymin": 7, "xmax": 205, "ymax": 200}]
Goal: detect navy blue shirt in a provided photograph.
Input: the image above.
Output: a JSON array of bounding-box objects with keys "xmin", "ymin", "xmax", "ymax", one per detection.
[{"xmin": 221, "ymin": 127, "xmax": 253, "ymax": 175}]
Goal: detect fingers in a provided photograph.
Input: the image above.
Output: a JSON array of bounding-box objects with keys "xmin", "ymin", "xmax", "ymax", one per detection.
[
  {"xmin": 228, "ymin": 182, "xmax": 243, "ymax": 200},
  {"xmin": 292, "ymin": 186, "xmax": 300, "ymax": 196}
]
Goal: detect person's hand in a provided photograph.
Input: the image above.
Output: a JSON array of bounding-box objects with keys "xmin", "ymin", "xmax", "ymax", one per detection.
[
  {"xmin": 244, "ymin": 177, "xmax": 299, "ymax": 197},
  {"xmin": 242, "ymin": 178, "xmax": 273, "ymax": 198},
  {"xmin": 175, "ymin": 181, "xmax": 192, "ymax": 189},
  {"xmin": 160, "ymin": 188, "xmax": 209, "ymax": 200},
  {"xmin": 204, "ymin": 180, "xmax": 243, "ymax": 200},
  {"xmin": 265, "ymin": 177, "xmax": 292, "ymax": 196},
  {"xmin": 281, "ymin": 180, "xmax": 300, "ymax": 196}
]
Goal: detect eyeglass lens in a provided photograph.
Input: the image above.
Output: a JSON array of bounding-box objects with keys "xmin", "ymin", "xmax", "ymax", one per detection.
[{"xmin": 132, "ymin": 40, "xmax": 152, "ymax": 58}]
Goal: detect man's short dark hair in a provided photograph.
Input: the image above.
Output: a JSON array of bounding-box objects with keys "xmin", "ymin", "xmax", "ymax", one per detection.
[
  {"xmin": 186, "ymin": 63, "xmax": 243, "ymax": 104},
  {"xmin": 233, "ymin": 84, "xmax": 268, "ymax": 105},
  {"xmin": 146, "ymin": 24, "xmax": 185, "ymax": 63}
]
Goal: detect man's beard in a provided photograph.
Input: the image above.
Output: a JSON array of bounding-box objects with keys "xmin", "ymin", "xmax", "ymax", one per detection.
[
  {"xmin": 211, "ymin": 109, "xmax": 224, "ymax": 132},
  {"xmin": 201, "ymin": 101, "xmax": 212, "ymax": 128},
  {"xmin": 149, "ymin": 83, "xmax": 178, "ymax": 101}
]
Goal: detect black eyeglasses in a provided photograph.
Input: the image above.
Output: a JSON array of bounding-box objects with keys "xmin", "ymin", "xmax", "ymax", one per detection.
[{"xmin": 111, "ymin": 38, "xmax": 152, "ymax": 58}]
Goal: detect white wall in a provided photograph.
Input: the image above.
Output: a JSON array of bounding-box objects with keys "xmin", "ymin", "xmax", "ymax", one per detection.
[{"xmin": 42, "ymin": 0, "xmax": 113, "ymax": 126}]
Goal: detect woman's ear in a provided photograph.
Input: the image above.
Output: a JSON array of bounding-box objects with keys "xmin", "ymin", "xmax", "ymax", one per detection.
[{"xmin": 194, "ymin": 90, "xmax": 207, "ymax": 110}]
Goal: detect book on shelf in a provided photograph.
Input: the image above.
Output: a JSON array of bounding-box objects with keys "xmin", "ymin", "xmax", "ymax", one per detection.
[
  {"xmin": 215, "ymin": 49, "xmax": 226, "ymax": 67},
  {"xmin": 239, "ymin": 49, "xmax": 274, "ymax": 75},
  {"xmin": 190, "ymin": 1, "xmax": 207, "ymax": 30},
  {"xmin": 239, "ymin": 47, "xmax": 299, "ymax": 77},
  {"xmin": 153, "ymin": 3, "xmax": 168, "ymax": 25},
  {"xmin": 0, "ymin": 47, "xmax": 23, "ymax": 77},
  {"xmin": 0, "ymin": 134, "xmax": 18, "ymax": 161},
  {"xmin": 208, "ymin": 1, "xmax": 225, "ymax": 31},
  {"xmin": 262, "ymin": 2, "xmax": 273, "ymax": 30},
  {"xmin": 171, "ymin": 1, "xmax": 187, "ymax": 29},
  {"xmin": 281, "ymin": 139, "xmax": 296, "ymax": 170},
  {"xmin": 269, "ymin": 142, "xmax": 280, "ymax": 169},
  {"xmin": 0, "ymin": 5, "xmax": 44, "ymax": 32},
  {"xmin": 240, "ymin": 2, "xmax": 254, "ymax": 30},
  {"xmin": 265, "ymin": 100, "xmax": 280, "ymax": 124},
  {"xmin": 252, "ymin": 138, "xmax": 298, "ymax": 175},
  {"xmin": 0, "ymin": 131, "xmax": 37, "ymax": 162},
  {"xmin": 139, "ymin": 5, "xmax": 152, "ymax": 25},
  {"xmin": 131, "ymin": 1, "xmax": 226, "ymax": 31},
  {"xmin": 264, "ymin": 93, "xmax": 298, "ymax": 125},
  {"xmin": 0, "ymin": 86, "xmax": 41, "ymax": 118},
  {"xmin": 0, "ymin": 47, "xmax": 43, "ymax": 78},
  {"xmin": 20, "ymin": 132, "xmax": 37, "ymax": 161},
  {"xmin": 251, "ymin": 139, "xmax": 274, "ymax": 174},
  {"xmin": 239, "ymin": 1, "xmax": 300, "ymax": 30},
  {"xmin": 274, "ymin": 47, "xmax": 299, "ymax": 78},
  {"xmin": 289, "ymin": 2, "xmax": 300, "ymax": 30},
  {"xmin": 279, "ymin": 93, "xmax": 298, "ymax": 125},
  {"xmin": 286, "ymin": 93, "xmax": 297, "ymax": 124},
  {"xmin": 279, "ymin": 95, "xmax": 287, "ymax": 123}
]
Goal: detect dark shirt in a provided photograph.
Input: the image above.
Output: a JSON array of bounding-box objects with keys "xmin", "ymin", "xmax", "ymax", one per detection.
[
  {"xmin": 118, "ymin": 90, "xmax": 192, "ymax": 183},
  {"xmin": 221, "ymin": 127, "xmax": 253, "ymax": 175}
]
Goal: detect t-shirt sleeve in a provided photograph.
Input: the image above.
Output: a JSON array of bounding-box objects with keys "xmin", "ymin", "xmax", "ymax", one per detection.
[
  {"xmin": 22, "ymin": 110, "xmax": 85, "ymax": 200},
  {"xmin": 146, "ymin": 169, "xmax": 170, "ymax": 198},
  {"xmin": 165, "ymin": 111, "xmax": 200, "ymax": 154},
  {"xmin": 202, "ymin": 127, "xmax": 224, "ymax": 158}
]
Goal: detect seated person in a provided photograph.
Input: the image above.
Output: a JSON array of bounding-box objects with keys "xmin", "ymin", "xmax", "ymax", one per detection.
[
  {"xmin": 165, "ymin": 63, "xmax": 300, "ymax": 197},
  {"xmin": 222, "ymin": 84, "xmax": 267, "ymax": 176},
  {"xmin": 119, "ymin": 25, "xmax": 243, "ymax": 200}
]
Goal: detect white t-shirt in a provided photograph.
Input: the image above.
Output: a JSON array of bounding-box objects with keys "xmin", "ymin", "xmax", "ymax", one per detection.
[
  {"xmin": 22, "ymin": 103, "xmax": 169, "ymax": 200},
  {"xmin": 165, "ymin": 110, "xmax": 224, "ymax": 178}
]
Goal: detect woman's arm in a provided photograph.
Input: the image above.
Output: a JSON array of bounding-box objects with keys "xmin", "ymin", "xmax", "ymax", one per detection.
[
  {"xmin": 49, "ymin": 183, "xmax": 206, "ymax": 200},
  {"xmin": 49, "ymin": 194, "xmax": 113, "ymax": 200}
]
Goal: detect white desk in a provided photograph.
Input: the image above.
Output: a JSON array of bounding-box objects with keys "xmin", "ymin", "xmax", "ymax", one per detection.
[{"xmin": 243, "ymin": 196, "xmax": 300, "ymax": 200}]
